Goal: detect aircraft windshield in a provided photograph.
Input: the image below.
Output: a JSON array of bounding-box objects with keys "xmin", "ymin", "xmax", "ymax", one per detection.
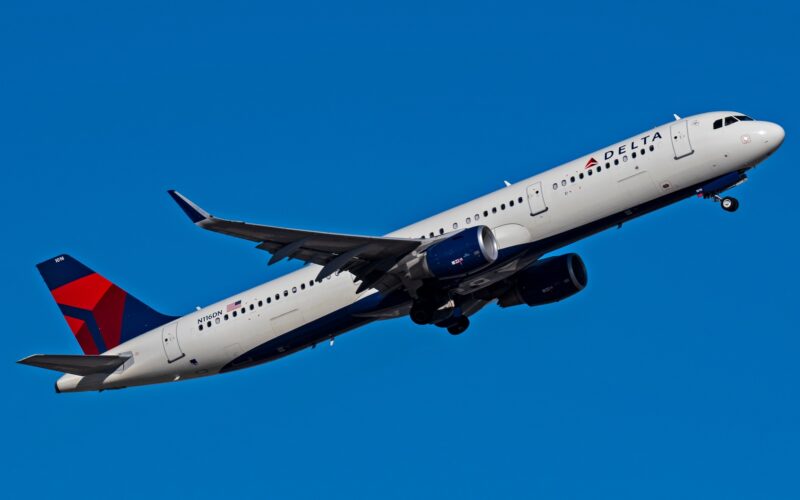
[{"xmin": 713, "ymin": 114, "xmax": 755, "ymax": 130}]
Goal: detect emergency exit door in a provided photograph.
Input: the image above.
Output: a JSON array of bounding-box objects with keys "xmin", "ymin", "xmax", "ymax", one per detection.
[
  {"xmin": 670, "ymin": 120, "xmax": 694, "ymax": 160},
  {"xmin": 161, "ymin": 322, "xmax": 184, "ymax": 363},
  {"xmin": 526, "ymin": 182, "xmax": 548, "ymax": 216}
]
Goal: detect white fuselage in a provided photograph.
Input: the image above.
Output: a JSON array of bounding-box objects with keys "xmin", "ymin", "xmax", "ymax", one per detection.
[{"xmin": 56, "ymin": 111, "xmax": 785, "ymax": 392}]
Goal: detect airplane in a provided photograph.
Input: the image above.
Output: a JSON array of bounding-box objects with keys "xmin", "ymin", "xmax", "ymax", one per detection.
[{"xmin": 19, "ymin": 111, "xmax": 784, "ymax": 393}]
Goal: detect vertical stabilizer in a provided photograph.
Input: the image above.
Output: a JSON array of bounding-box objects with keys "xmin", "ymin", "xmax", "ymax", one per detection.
[{"xmin": 36, "ymin": 255, "xmax": 177, "ymax": 354}]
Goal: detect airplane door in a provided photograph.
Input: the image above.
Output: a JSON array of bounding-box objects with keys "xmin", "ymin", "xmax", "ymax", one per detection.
[
  {"xmin": 161, "ymin": 322, "xmax": 184, "ymax": 363},
  {"xmin": 670, "ymin": 121, "xmax": 694, "ymax": 160},
  {"xmin": 526, "ymin": 182, "xmax": 548, "ymax": 216}
]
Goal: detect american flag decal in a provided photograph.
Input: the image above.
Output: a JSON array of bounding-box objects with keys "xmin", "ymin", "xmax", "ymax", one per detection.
[{"xmin": 226, "ymin": 300, "xmax": 242, "ymax": 312}]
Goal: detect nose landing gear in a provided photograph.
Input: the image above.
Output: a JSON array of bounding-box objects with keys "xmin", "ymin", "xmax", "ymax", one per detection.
[{"xmin": 715, "ymin": 194, "xmax": 739, "ymax": 212}]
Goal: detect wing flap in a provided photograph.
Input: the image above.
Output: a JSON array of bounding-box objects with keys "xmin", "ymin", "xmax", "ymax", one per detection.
[{"xmin": 18, "ymin": 354, "xmax": 128, "ymax": 376}]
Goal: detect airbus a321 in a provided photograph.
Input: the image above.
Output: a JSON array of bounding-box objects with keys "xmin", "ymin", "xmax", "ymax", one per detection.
[{"xmin": 20, "ymin": 111, "xmax": 785, "ymax": 392}]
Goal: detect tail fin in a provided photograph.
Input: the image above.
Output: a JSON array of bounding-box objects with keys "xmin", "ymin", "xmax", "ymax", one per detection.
[{"xmin": 36, "ymin": 255, "xmax": 177, "ymax": 354}]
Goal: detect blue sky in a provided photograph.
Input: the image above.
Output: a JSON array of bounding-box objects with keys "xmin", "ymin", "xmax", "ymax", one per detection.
[{"xmin": 2, "ymin": 1, "xmax": 798, "ymax": 498}]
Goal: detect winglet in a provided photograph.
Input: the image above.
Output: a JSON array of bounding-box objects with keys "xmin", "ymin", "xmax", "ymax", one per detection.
[{"xmin": 167, "ymin": 190, "xmax": 211, "ymax": 223}]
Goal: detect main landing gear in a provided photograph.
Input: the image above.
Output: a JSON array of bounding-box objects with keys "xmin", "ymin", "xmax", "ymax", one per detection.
[
  {"xmin": 410, "ymin": 305, "xmax": 434, "ymax": 326},
  {"xmin": 714, "ymin": 194, "xmax": 739, "ymax": 213},
  {"xmin": 445, "ymin": 316, "xmax": 470, "ymax": 336},
  {"xmin": 409, "ymin": 300, "xmax": 471, "ymax": 335}
]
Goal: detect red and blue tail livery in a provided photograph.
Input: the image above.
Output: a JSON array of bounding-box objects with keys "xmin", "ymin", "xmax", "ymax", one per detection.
[{"xmin": 36, "ymin": 255, "xmax": 177, "ymax": 355}]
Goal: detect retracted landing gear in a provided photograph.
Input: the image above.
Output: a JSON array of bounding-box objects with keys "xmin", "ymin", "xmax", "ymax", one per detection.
[{"xmin": 715, "ymin": 194, "xmax": 739, "ymax": 212}]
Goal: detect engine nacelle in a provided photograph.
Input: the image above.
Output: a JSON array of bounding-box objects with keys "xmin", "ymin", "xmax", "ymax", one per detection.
[
  {"xmin": 498, "ymin": 253, "xmax": 588, "ymax": 307},
  {"xmin": 415, "ymin": 226, "xmax": 498, "ymax": 279}
]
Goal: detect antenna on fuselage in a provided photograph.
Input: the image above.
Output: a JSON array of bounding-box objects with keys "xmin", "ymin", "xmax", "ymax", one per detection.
[
  {"xmin": 503, "ymin": 180, "xmax": 511, "ymax": 187},
  {"xmin": 673, "ymin": 114, "xmax": 681, "ymax": 121}
]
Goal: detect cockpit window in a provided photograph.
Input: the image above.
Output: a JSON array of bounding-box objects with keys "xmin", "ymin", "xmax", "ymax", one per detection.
[{"xmin": 714, "ymin": 114, "xmax": 755, "ymax": 130}]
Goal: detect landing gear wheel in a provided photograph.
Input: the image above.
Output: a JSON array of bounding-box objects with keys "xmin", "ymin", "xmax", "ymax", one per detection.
[
  {"xmin": 410, "ymin": 305, "xmax": 434, "ymax": 325},
  {"xmin": 721, "ymin": 196, "xmax": 739, "ymax": 212},
  {"xmin": 447, "ymin": 316, "xmax": 470, "ymax": 336}
]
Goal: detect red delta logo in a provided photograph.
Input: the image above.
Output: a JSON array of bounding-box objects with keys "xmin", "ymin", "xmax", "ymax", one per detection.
[{"xmin": 584, "ymin": 157, "xmax": 598, "ymax": 170}]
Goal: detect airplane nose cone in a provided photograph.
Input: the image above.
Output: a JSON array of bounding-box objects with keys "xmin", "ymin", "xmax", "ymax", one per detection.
[
  {"xmin": 757, "ymin": 121, "xmax": 785, "ymax": 152},
  {"xmin": 772, "ymin": 123, "xmax": 785, "ymax": 147}
]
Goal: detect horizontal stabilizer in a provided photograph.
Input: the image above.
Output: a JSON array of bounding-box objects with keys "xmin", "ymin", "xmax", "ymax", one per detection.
[{"xmin": 18, "ymin": 354, "xmax": 128, "ymax": 376}]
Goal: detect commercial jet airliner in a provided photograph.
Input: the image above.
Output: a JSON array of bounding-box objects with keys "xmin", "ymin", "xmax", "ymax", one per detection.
[{"xmin": 20, "ymin": 111, "xmax": 785, "ymax": 392}]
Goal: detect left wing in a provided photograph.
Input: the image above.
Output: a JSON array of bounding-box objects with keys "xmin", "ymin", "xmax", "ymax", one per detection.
[{"xmin": 168, "ymin": 190, "xmax": 423, "ymax": 293}]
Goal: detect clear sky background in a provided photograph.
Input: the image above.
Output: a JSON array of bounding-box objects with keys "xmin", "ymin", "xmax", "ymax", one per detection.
[{"xmin": 2, "ymin": 1, "xmax": 798, "ymax": 498}]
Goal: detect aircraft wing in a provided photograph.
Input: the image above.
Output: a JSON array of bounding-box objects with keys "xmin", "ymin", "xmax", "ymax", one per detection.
[{"xmin": 168, "ymin": 190, "xmax": 423, "ymax": 293}]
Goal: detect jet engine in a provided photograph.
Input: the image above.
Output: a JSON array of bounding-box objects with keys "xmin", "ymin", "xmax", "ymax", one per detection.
[
  {"xmin": 411, "ymin": 225, "xmax": 499, "ymax": 280},
  {"xmin": 497, "ymin": 253, "xmax": 588, "ymax": 307}
]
